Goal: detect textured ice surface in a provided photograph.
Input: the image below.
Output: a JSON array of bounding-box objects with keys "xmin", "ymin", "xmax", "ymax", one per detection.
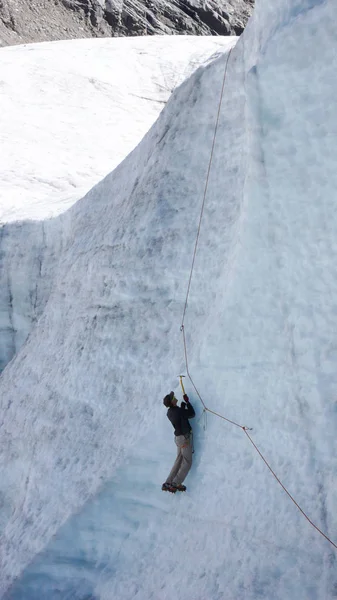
[
  {"xmin": 1, "ymin": 0, "xmax": 337, "ymax": 598},
  {"xmin": 0, "ymin": 35, "xmax": 232, "ymax": 372}
]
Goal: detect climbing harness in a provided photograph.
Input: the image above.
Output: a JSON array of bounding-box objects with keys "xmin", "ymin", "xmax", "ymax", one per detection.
[{"xmin": 178, "ymin": 45, "xmax": 337, "ymax": 551}]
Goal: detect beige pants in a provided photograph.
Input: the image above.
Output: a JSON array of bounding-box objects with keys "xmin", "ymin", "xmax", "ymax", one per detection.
[{"xmin": 166, "ymin": 434, "xmax": 193, "ymax": 485}]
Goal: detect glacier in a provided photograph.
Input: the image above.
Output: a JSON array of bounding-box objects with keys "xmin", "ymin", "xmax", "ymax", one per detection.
[
  {"xmin": 0, "ymin": 35, "xmax": 229, "ymax": 373},
  {"xmin": 1, "ymin": 0, "xmax": 337, "ymax": 598}
]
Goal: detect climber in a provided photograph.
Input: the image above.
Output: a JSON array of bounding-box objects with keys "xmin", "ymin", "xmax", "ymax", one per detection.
[{"xmin": 162, "ymin": 390, "xmax": 195, "ymax": 493}]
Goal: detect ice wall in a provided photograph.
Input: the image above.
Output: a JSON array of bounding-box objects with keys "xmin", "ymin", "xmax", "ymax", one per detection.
[
  {"xmin": 0, "ymin": 220, "xmax": 63, "ymax": 372},
  {"xmin": 0, "ymin": 40, "xmax": 246, "ymax": 594},
  {"xmin": 0, "ymin": 36, "xmax": 231, "ymax": 374},
  {"xmin": 1, "ymin": 0, "xmax": 337, "ymax": 598}
]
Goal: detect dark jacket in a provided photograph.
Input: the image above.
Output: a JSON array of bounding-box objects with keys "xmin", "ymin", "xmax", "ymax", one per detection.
[{"xmin": 167, "ymin": 401, "xmax": 195, "ymax": 437}]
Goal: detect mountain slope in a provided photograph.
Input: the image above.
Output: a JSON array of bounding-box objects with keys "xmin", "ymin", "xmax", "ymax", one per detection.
[{"xmin": 0, "ymin": 0, "xmax": 253, "ymax": 46}]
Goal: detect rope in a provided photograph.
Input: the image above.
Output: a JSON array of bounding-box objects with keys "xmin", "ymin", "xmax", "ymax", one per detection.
[
  {"xmin": 179, "ymin": 46, "xmax": 337, "ymax": 552},
  {"xmin": 181, "ymin": 46, "xmax": 233, "ymax": 329},
  {"xmin": 243, "ymin": 429, "xmax": 337, "ymax": 550},
  {"xmin": 181, "ymin": 324, "xmax": 248, "ymax": 431}
]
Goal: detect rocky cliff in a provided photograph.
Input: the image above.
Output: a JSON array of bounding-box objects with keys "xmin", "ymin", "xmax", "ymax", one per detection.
[{"xmin": 0, "ymin": 0, "xmax": 254, "ymax": 46}]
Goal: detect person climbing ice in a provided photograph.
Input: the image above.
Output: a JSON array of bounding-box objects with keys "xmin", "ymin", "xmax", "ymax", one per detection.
[{"xmin": 162, "ymin": 388, "xmax": 195, "ymax": 493}]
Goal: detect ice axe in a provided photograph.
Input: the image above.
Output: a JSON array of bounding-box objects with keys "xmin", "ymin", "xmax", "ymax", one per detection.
[{"xmin": 178, "ymin": 375, "xmax": 186, "ymax": 395}]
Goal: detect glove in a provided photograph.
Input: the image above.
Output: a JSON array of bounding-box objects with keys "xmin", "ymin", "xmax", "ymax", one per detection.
[{"xmin": 183, "ymin": 394, "xmax": 189, "ymax": 403}]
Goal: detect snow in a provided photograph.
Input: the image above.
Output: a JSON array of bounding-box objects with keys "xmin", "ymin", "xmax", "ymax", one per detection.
[
  {"xmin": 0, "ymin": 35, "xmax": 231, "ymax": 222},
  {"xmin": 0, "ymin": 35, "xmax": 234, "ymax": 372},
  {"xmin": 1, "ymin": 0, "xmax": 337, "ymax": 599}
]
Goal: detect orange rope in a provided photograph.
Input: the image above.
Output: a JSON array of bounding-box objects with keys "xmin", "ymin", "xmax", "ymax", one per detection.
[
  {"xmin": 179, "ymin": 46, "xmax": 337, "ymax": 552},
  {"xmin": 181, "ymin": 324, "xmax": 248, "ymax": 430},
  {"xmin": 181, "ymin": 46, "xmax": 233, "ymax": 328},
  {"xmin": 243, "ymin": 429, "xmax": 337, "ymax": 549}
]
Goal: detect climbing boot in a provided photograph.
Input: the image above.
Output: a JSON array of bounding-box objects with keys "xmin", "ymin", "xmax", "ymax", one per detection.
[
  {"xmin": 172, "ymin": 483, "xmax": 186, "ymax": 492},
  {"xmin": 161, "ymin": 482, "xmax": 177, "ymax": 493}
]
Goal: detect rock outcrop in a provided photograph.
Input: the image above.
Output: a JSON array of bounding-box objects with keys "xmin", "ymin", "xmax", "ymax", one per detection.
[{"xmin": 0, "ymin": 0, "xmax": 254, "ymax": 46}]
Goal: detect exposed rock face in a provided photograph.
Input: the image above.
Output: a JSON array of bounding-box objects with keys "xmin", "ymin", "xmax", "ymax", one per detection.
[
  {"xmin": 0, "ymin": 0, "xmax": 109, "ymax": 46},
  {"xmin": 81, "ymin": 0, "xmax": 254, "ymax": 36},
  {"xmin": 0, "ymin": 0, "xmax": 254, "ymax": 47}
]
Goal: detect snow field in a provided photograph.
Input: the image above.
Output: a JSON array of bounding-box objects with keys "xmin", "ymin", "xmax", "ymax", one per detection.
[{"xmin": 0, "ymin": 36, "xmax": 233, "ymax": 223}]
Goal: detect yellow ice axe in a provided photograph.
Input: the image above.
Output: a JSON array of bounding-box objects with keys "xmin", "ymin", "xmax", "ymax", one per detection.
[{"xmin": 178, "ymin": 375, "xmax": 186, "ymax": 395}]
